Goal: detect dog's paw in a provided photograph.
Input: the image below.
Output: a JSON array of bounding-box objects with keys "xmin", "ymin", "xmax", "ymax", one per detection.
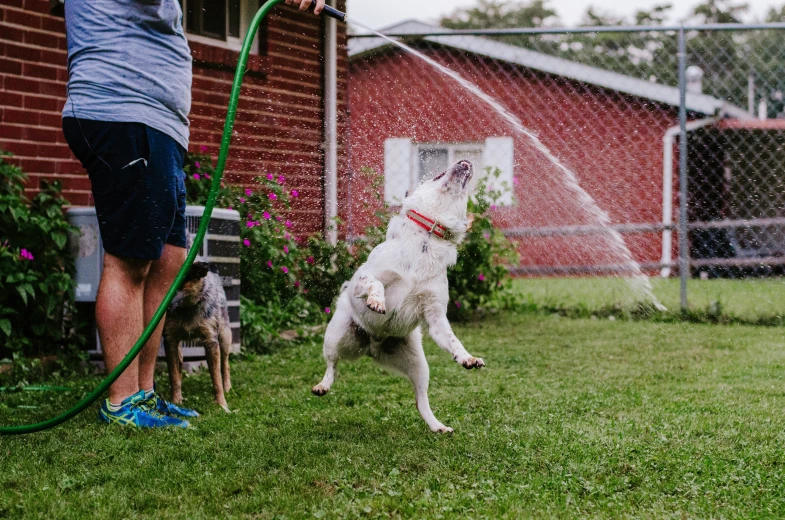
[
  {"xmin": 312, "ymin": 384, "xmax": 330, "ymax": 396},
  {"xmin": 433, "ymin": 425, "xmax": 454, "ymax": 434},
  {"xmin": 220, "ymin": 404, "xmax": 232, "ymax": 413},
  {"xmin": 366, "ymin": 295, "xmax": 386, "ymax": 314},
  {"xmin": 461, "ymin": 357, "xmax": 485, "ymax": 370}
]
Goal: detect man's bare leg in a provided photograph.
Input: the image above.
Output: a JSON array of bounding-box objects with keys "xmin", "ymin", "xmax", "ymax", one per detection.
[
  {"xmin": 96, "ymin": 253, "xmax": 151, "ymax": 405},
  {"xmin": 138, "ymin": 244, "xmax": 186, "ymax": 393}
]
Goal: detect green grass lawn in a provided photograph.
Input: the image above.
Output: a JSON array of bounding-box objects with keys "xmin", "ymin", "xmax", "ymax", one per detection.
[
  {"xmin": 512, "ymin": 276, "xmax": 785, "ymax": 320},
  {"xmin": 3, "ymin": 313, "xmax": 785, "ymax": 518}
]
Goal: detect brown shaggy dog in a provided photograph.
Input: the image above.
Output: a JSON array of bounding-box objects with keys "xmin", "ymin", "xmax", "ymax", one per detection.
[{"xmin": 163, "ymin": 262, "xmax": 233, "ymax": 412}]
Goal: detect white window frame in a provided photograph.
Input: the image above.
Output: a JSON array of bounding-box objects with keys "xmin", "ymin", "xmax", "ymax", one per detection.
[
  {"xmin": 414, "ymin": 142, "xmax": 484, "ymax": 183},
  {"xmin": 182, "ymin": 0, "xmax": 260, "ymax": 54},
  {"xmin": 383, "ymin": 137, "xmax": 514, "ymax": 206}
]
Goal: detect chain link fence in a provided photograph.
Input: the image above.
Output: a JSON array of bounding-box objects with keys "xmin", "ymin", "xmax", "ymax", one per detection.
[{"xmin": 345, "ymin": 23, "xmax": 785, "ymax": 319}]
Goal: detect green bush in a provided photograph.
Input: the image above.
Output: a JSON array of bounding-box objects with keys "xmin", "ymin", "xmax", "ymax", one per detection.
[
  {"xmin": 0, "ymin": 151, "xmax": 85, "ymax": 381},
  {"xmin": 185, "ymin": 153, "xmax": 330, "ymax": 351},
  {"xmin": 448, "ymin": 167, "xmax": 520, "ymax": 321}
]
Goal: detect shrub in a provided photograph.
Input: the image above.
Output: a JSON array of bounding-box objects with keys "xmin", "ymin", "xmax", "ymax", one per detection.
[
  {"xmin": 185, "ymin": 155, "xmax": 329, "ymax": 351},
  {"xmin": 183, "ymin": 148, "xmax": 238, "ymax": 209},
  {"xmin": 448, "ymin": 167, "xmax": 519, "ymax": 320},
  {"xmin": 0, "ymin": 151, "xmax": 85, "ymax": 381}
]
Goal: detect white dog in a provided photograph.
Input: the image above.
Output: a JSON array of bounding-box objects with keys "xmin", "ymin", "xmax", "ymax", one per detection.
[{"xmin": 312, "ymin": 160, "xmax": 484, "ymax": 433}]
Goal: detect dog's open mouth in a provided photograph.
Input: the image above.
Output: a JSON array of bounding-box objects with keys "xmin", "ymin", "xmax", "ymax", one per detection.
[{"xmin": 434, "ymin": 160, "xmax": 473, "ymax": 190}]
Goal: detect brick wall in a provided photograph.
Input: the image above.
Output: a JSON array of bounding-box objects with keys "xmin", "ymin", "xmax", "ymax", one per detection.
[{"xmin": 0, "ymin": 0, "xmax": 347, "ymax": 235}]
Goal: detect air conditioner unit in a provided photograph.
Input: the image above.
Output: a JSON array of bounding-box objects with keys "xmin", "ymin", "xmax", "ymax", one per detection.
[{"xmin": 67, "ymin": 206, "xmax": 241, "ymax": 369}]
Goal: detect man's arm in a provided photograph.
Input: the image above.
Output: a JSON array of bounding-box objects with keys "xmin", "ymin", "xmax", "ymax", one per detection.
[{"xmin": 285, "ymin": 0, "xmax": 326, "ymax": 15}]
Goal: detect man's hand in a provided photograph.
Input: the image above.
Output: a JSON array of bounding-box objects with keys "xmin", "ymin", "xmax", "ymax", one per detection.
[{"xmin": 285, "ymin": 0, "xmax": 325, "ymax": 15}]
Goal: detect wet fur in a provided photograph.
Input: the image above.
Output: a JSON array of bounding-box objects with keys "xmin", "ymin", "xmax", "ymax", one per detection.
[
  {"xmin": 312, "ymin": 161, "xmax": 484, "ymax": 433},
  {"xmin": 163, "ymin": 262, "xmax": 233, "ymax": 412}
]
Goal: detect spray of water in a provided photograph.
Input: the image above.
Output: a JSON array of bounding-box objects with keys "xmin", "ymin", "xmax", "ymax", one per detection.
[{"xmin": 347, "ymin": 19, "xmax": 666, "ymax": 311}]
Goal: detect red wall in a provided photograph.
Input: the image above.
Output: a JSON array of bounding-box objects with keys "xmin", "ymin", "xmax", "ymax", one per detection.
[
  {"xmin": 0, "ymin": 0, "xmax": 347, "ymax": 235},
  {"xmin": 347, "ymin": 46, "xmax": 680, "ymax": 272}
]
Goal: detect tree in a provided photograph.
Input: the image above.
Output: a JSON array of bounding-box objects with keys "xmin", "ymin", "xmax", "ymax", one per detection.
[
  {"xmin": 440, "ymin": 0, "xmax": 559, "ymax": 30},
  {"xmin": 437, "ymin": 0, "xmax": 784, "ymax": 115}
]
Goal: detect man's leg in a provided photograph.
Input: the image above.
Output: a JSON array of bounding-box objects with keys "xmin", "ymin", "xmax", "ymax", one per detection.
[
  {"xmin": 96, "ymin": 253, "xmax": 151, "ymax": 405},
  {"xmin": 138, "ymin": 244, "xmax": 187, "ymax": 393}
]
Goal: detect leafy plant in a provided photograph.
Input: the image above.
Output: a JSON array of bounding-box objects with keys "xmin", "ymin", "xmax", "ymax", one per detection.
[
  {"xmin": 183, "ymin": 148, "xmax": 239, "ymax": 209},
  {"xmin": 184, "ymin": 154, "xmax": 331, "ymax": 351},
  {"xmin": 448, "ymin": 167, "xmax": 520, "ymax": 320},
  {"xmin": 0, "ymin": 151, "xmax": 86, "ymax": 382}
]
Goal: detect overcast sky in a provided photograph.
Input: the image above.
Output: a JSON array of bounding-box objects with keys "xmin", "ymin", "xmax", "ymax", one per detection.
[{"xmin": 347, "ymin": 0, "xmax": 784, "ymax": 32}]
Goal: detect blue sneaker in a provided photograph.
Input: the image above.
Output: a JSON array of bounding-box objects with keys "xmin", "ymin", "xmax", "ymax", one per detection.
[
  {"xmin": 98, "ymin": 390, "xmax": 189, "ymax": 429},
  {"xmin": 145, "ymin": 391, "xmax": 200, "ymax": 419}
]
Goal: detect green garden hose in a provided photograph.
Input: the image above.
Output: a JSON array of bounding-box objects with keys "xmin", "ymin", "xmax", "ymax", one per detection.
[{"xmin": 0, "ymin": 0, "xmax": 343, "ymax": 435}]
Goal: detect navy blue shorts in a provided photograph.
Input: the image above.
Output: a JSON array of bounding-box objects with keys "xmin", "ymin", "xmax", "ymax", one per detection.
[{"xmin": 63, "ymin": 117, "xmax": 187, "ymax": 261}]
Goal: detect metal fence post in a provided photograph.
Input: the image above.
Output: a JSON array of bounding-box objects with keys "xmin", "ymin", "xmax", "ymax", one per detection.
[{"xmin": 677, "ymin": 25, "xmax": 689, "ymax": 310}]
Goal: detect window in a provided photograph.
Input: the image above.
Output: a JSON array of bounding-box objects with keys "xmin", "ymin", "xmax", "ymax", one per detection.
[
  {"xmin": 185, "ymin": 0, "xmax": 237, "ymax": 39},
  {"xmin": 181, "ymin": 0, "xmax": 259, "ymax": 52},
  {"xmin": 384, "ymin": 137, "xmax": 514, "ymax": 206},
  {"xmin": 417, "ymin": 144, "xmax": 484, "ymax": 181}
]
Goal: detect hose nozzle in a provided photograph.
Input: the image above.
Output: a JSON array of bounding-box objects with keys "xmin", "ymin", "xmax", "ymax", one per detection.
[{"xmin": 307, "ymin": 0, "xmax": 346, "ymax": 22}]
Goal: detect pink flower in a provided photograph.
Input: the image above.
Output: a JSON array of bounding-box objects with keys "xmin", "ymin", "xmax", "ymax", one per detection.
[
  {"xmin": 266, "ymin": 173, "xmax": 274, "ymax": 180},
  {"xmin": 490, "ymin": 205, "xmax": 497, "ymax": 211},
  {"xmin": 324, "ymin": 307, "xmax": 331, "ymax": 314},
  {"xmin": 263, "ymin": 211, "xmax": 271, "ymax": 220},
  {"xmin": 291, "ymin": 190, "xmax": 299, "ymax": 197},
  {"xmin": 245, "ymin": 188, "xmax": 252, "ymax": 196},
  {"xmin": 281, "ymin": 266, "xmax": 289, "ymax": 274},
  {"xmin": 20, "ymin": 249, "xmax": 34, "ymax": 261},
  {"xmin": 454, "ymin": 301, "xmax": 461, "ymax": 308},
  {"xmin": 194, "ymin": 161, "xmax": 201, "ymax": 169},
  {"xmin": 294, "ymin": 281, "xmax": 300, "ymax": 288},
  {"xmin": 513, "ymin": 177, "xmax": 520, "ymax": 186},
  {"xmin": 283, "ymin": 246, "xmax": 289, "ymax": 253},
  {"xmin": 227, "ymin": 206, "xmax": 233, "ymax": 210},
  {"xmin": 277, "ymin": 175, "xmax": 285, "ymax": 185},
  {"xmin": 243, "ymin": 239, "xmax": 251, "ymax": 247},
  {"xmin": 266, "ymin": 260, "xmax": 273, "ymax": 268},
  {"xmin": 268, "ymin": 193, "xmax": 277, "ymax": 201},
  {"xmin": 477, "ymin": 273, "xmax": 486, "ymax": 281},
  {"xmin": 239, "ymin": 197, "xmax": 246, "ymax": 203},
  {"xmin": 205, "ymin": 174, "xmax": 211, "ymax": 179},
  {"xmin": 304, "ymin": 288, "xmax": 309, "ymax": 294},
  {"xmin": 306, "ymin": 256, "xmax": 315, "ymax": 264},
  {"xmin": 285, "ymin": 220, "xmax": 292, "ymax": 228},
  {"xmin": 199, "ymin": 145, "xmax": 208, "ymax": 152},
  {"xmin": 193, "ymin": 174, "xmax": 201, "ymax": 180},
  {"xmin": 284, "ymin": 232, "xmax": 291, "ymax": 240},
  {"xmin": 246, "ymin": 221, "xmax": 256, "ymax": 228},
  {"xmin": 276, "ymin": 215, "xmax": 281, "ymax": 221}
]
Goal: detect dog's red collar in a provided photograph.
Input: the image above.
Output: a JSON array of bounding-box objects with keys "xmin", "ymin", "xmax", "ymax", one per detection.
[{"xmin": 406, "ymin": 209, "xmax": 450, "ymax": 239}]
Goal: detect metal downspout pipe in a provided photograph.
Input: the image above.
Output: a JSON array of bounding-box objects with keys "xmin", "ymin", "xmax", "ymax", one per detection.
[
  {"xmin": 323, "ymin": 0, "xmax": 338, "ymax": 245},
  {"xmin": 660, "ymin": 116, "xmax": 718, "ymax": 278}
]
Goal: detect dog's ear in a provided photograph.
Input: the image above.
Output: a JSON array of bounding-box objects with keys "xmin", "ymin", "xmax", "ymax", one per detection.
[
  {"xmin": 465, "ymin": 213, "xmax": 475, "ymax": 232},
  {"xmin": 185, "ymin": 261, "xmax": 211, "ymax": 282}
]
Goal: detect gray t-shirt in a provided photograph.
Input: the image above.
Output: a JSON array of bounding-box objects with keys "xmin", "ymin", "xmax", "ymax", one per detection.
[{"xmin": 63, "ymin": 0, "xmax": 192, "ymax": 149}]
